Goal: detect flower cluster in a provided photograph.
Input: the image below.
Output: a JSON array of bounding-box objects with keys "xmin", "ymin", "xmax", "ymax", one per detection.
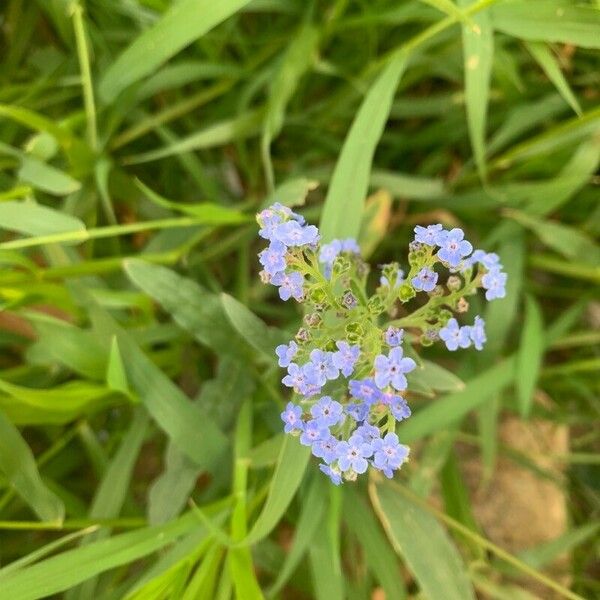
[{"xmin": 256, "ymin": 205, "xmax": 507, "ymax": 484}]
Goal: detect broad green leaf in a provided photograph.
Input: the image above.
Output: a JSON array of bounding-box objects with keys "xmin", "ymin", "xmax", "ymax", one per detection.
[
  {"xmin": 99, "ymin": 0, "xmax": 252, "ymax": 102},
  {"xmin": 370, "ymin": 169, "xmax": 446, "ymax": 199},
  {"xmin": 344, "ymin": 488, "xmax": 406, "ymax": 599},
  {"xmin": 268, "ymin": 475, "xmax": 326, "ymax": 597},
  {"xmin": 124, "ymin": 259, "xmax": 249, "ymax": 358},
  {"xmin": 308, "ymin": 514, "xmax": 344, "ymax": 600},
  {"xmin": 0, "ymin": 512, "xmax": 204, "ymax": 599},
  {"xmin": 517, "ymin": 296, "xmax": 544, "ymax": 417},
  {"xmin": 525, "ymin": 42, "xmax": 581, "ymax": 116},
  {"xmin": 420, "ymin": 360, "xmax": 465, "ymax": 392},
  {"xmin": 371, "ymin": 481, "xmax": 476, "ymax": 600},
  {"xmin": 492, "ymin": 1, "xmax": 600, "ymax": 49},
  {"xmin": 243, "ymin": 435, "xmax": 310, "ymax": 545},
  {"xmin": 459, "ymin": 0, "xmax": 493, "ymax": 180},
  {"xmin": 319, "ymin": 52, "xmax": 407, "ymax": 242},
  {"xmin": 0, "ymin": 201, "xmax": 85, "ymax": 238},
  {"xmin": 18, "ymin": 156, "xmax": 81, "ymax": 195},
  {"xmin": 263, "ymin": 177, "xmax": 318, "ymax": 209},
  {"xmin": 0, "ymin": 407, "xmax": 65, "ymax": 522},
  {"xmin": 221, "ymin": 292, "xmax": 286, "ymax": 360},
  {"xmin": 135, "ymin": 179, "xmax": 249, "ymax": 224},
  {"xmin": 398, "ymin": 357, "xmax": 516, "ymax": 443},
  {"xmin": 506, "ymin": 209, "xmax": 600, "ymax": 266}
]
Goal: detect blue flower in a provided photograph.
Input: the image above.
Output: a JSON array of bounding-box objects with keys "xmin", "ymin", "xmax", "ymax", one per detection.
[
  {"xmin": 319, "ymin": 239, "xmax": 342, "ymax": 264},
  {"xmin": 312, "ymin": 434, "xmax": 339, "ymax": 463},
  {"xmin": 354, "ymin": 423, "xmax": 381, "ymax": 444},
  {"xmin": 349, "ymin": 378, "xmax": 381, "ymax": 405},
  {"xmin": 310, "ymin": 396, "xmax": 344, "ymax": 427},
  {"xmin": 282, "ymin": 363, "xmax": 322, "ymax": 397},
  {"xmin": 332, "ymin": 341, "xmax": 360, "ymax": 377},
  {"xmin": 414, "ymin": 224, "xmax": 444, "ymax": 246},
  {"xmin": 299, "ymin": 419, "xmax": 328, "ymax": 447},
  {"xmin": 271, "ymin": 202, "xmax": 305, "ymax": 224},
  {"xmin": 309, "ymin": 349, "xmax": 339, "ymax": 383},
  {"xmin": 380, "ymin": 267, "xmax": 404, "ymax": 288},
  {"xmin": 319, "ymin": 463, "xmax": 342, "ymax": 485},
  {"xmin": 470, "ymin": 315, "xmax": 486, "ymax": 350},
  {"xmin": 439, "ymin": 318, "xmax": 472, "ymax": 351},
  {"xmin": 259, "ymin": 241, "xmax": 287, "ymax": 275},
  {"xmin": 373, "ymin": 347, "xmax": 416, "ymax": 391},
  {"xmin": 482, "ymin": 267, "xmax": 507, "ymax": 301},
  {"xmin": 372, "ymin": 432, "xmax": 409, "ymax": 477},
  {"xmin": 275, "ymin": 341, "xmax": 298, "ymax": 368},
  {"xmin": 273, "ymin": 220, "xmax": 319, "ymax": 247},
  {"xmin": 385, "ymin": 326, "xmax": 404, "ymax": 347},
  {"xmin": 411, "ymin": 267, "xmax": 438, "ymax": 292},
  {"xmin": 345, "ymin": 401, "xmax": 369, "ymax": 422},
  {"xmin": 390, "ymin": 396, "xmax": 411, "ymax": 421},
  {"xmin": 436, "ymin": 228, "xmax": 473, "ymax": 267},
  {"xmin": 257, "ymin": 210, "xmax": 283, "ymax": 241},
  {"xmin": 271, "ymin": 271, "xmax": 305, "ymax": 301},
  {"xmin": 341, "ymin": 238, "xmax": 361, "ymax": 254},
  {"xmin": 336, "ymin": 434, "xmax": 373, "ymax": 474},
  {"xmin": 280, "ymin": 402, "xmax": 304, "ymax": 434}
]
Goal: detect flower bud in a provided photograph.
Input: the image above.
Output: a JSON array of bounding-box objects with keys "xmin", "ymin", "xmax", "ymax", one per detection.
[
  {"xmin": 333, "ymin": 255, "xmax": 351, "ymax": 276},
  {"xmin": 398, "ymin": 283, "xmax": 416, "ymax": 303},
  {"xmin": 259, "ymin": 270, "xmax": 271, "ymax": 284},
  {"xmin": 430, "ymin": 284, "xmax": 445, "ymax": 297},
  {"xmin": 304, "ymin": 312, "xmax": 322, "ymax": 328},
  {"xmin": 342, "ymin": 291, "xmax": 358, "ymax": 310},
  {"xmin": 368, "ymin": 295, "xmax": 385, "ymax": 315},
  {"xmin": 446, "ymin": 275, "xmax": 462, "ymax": 291},
  {"xmin": 309, "ymin": 286, "xmax": 327, "ymax": 306},
  {"xmin": 456, "ymin": 297, "xmax": 469, "ymax": 313},
  {"xmin": 295, "ymin": 328, "xmax": 311, "ymax": 343}
]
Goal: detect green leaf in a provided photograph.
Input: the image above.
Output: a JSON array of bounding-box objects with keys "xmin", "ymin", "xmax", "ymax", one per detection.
[
  {"xmin": 0, "ymin": 201, "xmax": 85, "ymax": 238},
  {"xmin": 124, "ymin": 260, "xmax": 249, "ymax": 358},
  {"xmin": 99, "ymin": 0, "xmax": 252, "ymax": 102},
  {"xmin": 221, "ymin": 292, "xmax": 286, "ymax": 360},
  {"xmin": 135, "ymin": 179, "xmax": 249, "ymax": 224},
  {"xmin": 419, "ymin": 360, "xmax": 466, "ymax": 392},
  {"xmin": 492, "ymin": 1, "xmax": 600, "ymax": 49},
  {"xmin": 525, "ymin": 41, "xmax": 581, "ymax": 116},
  {"xmin": 18, "ymin": 156, "xmax": 81, "ymax": 195},
  {"xmin": 243, "ymin": 435, "xmax": 310, "ymax": 545},
  {"xmin": 0, "ymin": 407, "xmax": 65, "ymax": 523},
  {"xmin": 517, "ymin": 296, "xmax": 544, "ymax": 417},
  {"xmin": 371, "ymin": 481, "xmax": 476, "ymax": 600},
  {"xmin": 358, "ymin": 189, "xmax": 392, "ymax": 258},
  {"xmin": 398, "ymin": 357, "xmax": 516, "ymax": 443},
  {"xmin": 459, "ymin": 0, "xmax": 493, "ymax": 180},
  {"xmin": 106, "ymin": 336, "xmax": 129, "ymax": 394},
  {"xmin": 263, "ymin": 177, "xmax": 318, "ymax": 209},
  {"xmin": 319, "ymin": 52, "xmax": 407, "ymax": 242},
  {"xmin": 369, "ymin": 169, "xmax": 446, "ymax": 200},
  {"xmin": 0, "ymin": 512, "xmax": 203, "ymax": 599}
]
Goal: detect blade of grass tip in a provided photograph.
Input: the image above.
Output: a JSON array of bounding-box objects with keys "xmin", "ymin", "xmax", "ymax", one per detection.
[
  {"xmin": 0, "ymin": 407, "xmax": 65, "ymax": 523},
  {"xmin": 369, "ymin": 479, "xmax": 476, "ymax": 600},
  {"xmin": 524, "ymin": 41, "xmax": 582, "ymax": 116},
  {"xmin": 517, "ymin": 295, "xmax": 544, "ymax": 418},
  {"xmin": 458, "ymin": 0, "xmax": 493, "ymax": 182},
  {"xmin": 319, "ymin": 51, "xmax": 408, "ymax": 242},
  {"xmin": 98, "ymin": 0, "xmax": 253, "ymax": 103},
  {"xmin": 70, "ymin": 1, "xmax": 97, "ymax": 150}
]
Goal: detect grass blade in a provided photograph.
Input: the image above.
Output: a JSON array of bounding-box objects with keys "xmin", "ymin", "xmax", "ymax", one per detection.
[{"xmin": 517, "ymin": 295, "xmax": 544, "ymax": 417}]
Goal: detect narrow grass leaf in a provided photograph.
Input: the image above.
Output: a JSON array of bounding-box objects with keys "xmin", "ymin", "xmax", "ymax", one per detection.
[
  {"xmin": 358, "ymin": 189, "xmax": 392, "ymax": 258},
  {"xmin": 0, "ymin": 201, "xmax": 85, "ymax": 238},
  {"xmin": 517, "ymin": 296, "xmax": 544, "ymax": 417},
  {"xmin": 459, "ymin": 0, "xmax": 493, "ymax": 180},
  {"xmin": 243, "ymin": 436, "xmax": 310, "ymax": 545},
  {"xmin": 492, "ymin": 0, "xmax": 600, "ymax": 49},
  {"xmin": 99, "ymin": 0, "xmax": 252, "ymax": 102},
  {"xmin": 369, "ymin": 169, "xmax": 446, "ymax": 199},
  {"xmin": 525, "ymin": 42, "xmax": 581, "ymax": 116},
  {"xmin": 18, "ymin": 156, "xmax": 81, "ymax": 195},
  {"xmin": 0, "ymin": 407, "xmax": 65, "ymax": 523},
  {"xmin": 371, "ymin": 480, "xmax": 476, "ymax": 600},
  {"xmin": 319, "ymin": 52, "xmax": 407, "ymax": 242}
]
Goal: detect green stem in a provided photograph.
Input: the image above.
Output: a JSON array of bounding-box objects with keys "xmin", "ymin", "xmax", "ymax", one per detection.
[{"xmin": 0, "ymin": 518, "xmax": 146, "ymax": 530}]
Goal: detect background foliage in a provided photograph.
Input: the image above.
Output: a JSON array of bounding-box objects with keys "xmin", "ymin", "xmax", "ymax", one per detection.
[{"xmin": 0, "ymin": 0, "xmax": 599, "ymax": 598}]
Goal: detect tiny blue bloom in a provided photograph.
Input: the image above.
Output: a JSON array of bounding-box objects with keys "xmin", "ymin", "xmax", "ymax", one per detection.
[
  {"xmin": 481, "ymin": 267, "xmax": 507, "ymax": 301},
  {"xmin": 345, "ymin": 401, "xmax": 369, "ymax": 422},
  {"xmin": 380, "ymin": 267, "xmax": 404, "ymax": 288},
  {"xmin": 470, "ymin": 315, "xmax": 486, "ymax": 350},
  {"xmin": 271, "ymin": 271, "xmax": 305, "ymax": 301},
  {"xmin": 312, "ymin": 434, "xmax": 339, "ymax": 463},
  {"xmin": 390, "ymin": 396, "xmax": 411, "ymax": 421},
  {"xmin": 354, "ymin": 423, "xmax": 381, "ymax": 444},
  {"xmin": 319, "ymin": 463, "xmax": 342, "ymax": 485},
  {"xmin": 258, "ymin": 241, "xmax": 287, "ymax": 275},
  {"xmin": 299, "ymin": 419, "xmax": 328, "ymax": 447},
  {"xmin": 372, "ymin": 432, "xmax": 409, "ymax": 477},
  {"xmin": 257, "ymin": 211, "xmax": 283, "ymax": 241},
  {"xmin": 341, "ymin": 238, "xmax": 361, "ymax": 254},
  {"xmin": 414, "ymin": 224, "xmax": 444, "ymax": 246},
  {"xmin": 275, "ymin": 340, "xmax": 298, "ymax": 368},
  {"xmin": 281, "ymin": 402, "xmax": 304, "ymax": 434},
  {"xmin": 373, "ymin": 347, "xmax": 416, "ymax": 391},
  {"xmin": 273, "ymin": 220, "xmax": 319, "ymax": 247},
  {"xmin": 332, "ymin": 341, "xmax": 360, "ymax": 377},
  {"xmin": 439, "ymin": 318, "xmax": 472, "ymax": 351},
  {"xmin": 349, "ymin": 378, "xmax": 381, "ymax": 405},
  {"xmin": 319, "ymin": 239, "xmax": 342, "ymax": 264},
  {"xmin": 310, "ymin": 396, "xmax": 344, "ymax": 427},
  {"xmin": 309, "ymin": 349, "xmax": 339, "ymax": 383},
  {"xmin": 385, "ymin": 326, "xmax": 404, "ymax": 347},
  {"xmin": 336, "ymin": 434, "xmax": 373, "ymax": 474},
  {"xmin": 411, "ymin": 267, "xmax": 438, "ymax": 292},
  {"xmin": 436, "ymin": 228, "xmax": 473, "ymax": 267}
]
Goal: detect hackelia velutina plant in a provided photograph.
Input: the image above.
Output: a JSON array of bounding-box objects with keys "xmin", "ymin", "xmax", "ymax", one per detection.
[{"xmin": 256, "ymin": 203, "xmax": 507, "ymax": 485}]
